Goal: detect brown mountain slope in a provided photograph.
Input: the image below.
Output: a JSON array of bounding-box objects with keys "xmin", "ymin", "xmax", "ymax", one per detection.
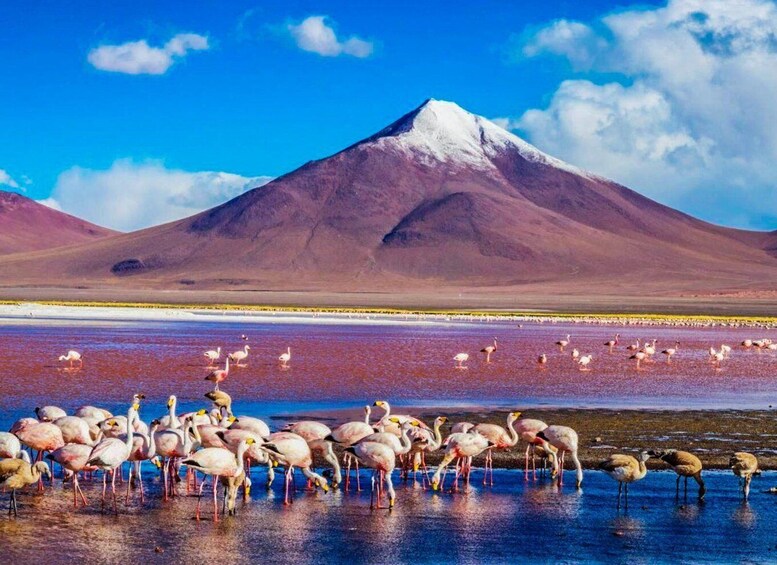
[
  {"xmin": 0, "ymin": 191, "xmax": 115, "ymax": 255},
  {"xmin": 0, "ymin": 99, "xmax": 775, "ymax": 297}
]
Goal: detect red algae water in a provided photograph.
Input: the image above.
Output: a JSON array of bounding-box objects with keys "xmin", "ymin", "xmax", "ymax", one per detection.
[
  {"xmin": 2, "ymin": 312, "xmax": 777, "ymax": 563},
  {"xmin": 0, "ymin": 314, "xmax": 775, "ymax": 428}
]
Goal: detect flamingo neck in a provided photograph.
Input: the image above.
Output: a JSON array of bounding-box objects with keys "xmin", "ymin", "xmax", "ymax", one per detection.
[
  {"xmin": 506, "ymin": 418, "xmax": 519, "ymax": 446},
  {"xmin": 124, "ymin": 409, "xmax": 135, "ymax": 451},
  {"xmin": 168, "ymin": 399, "xmax": 179, "ymax": 430},
  {"xmin": 146, "ymin": 425, "xmax": 159, "ymax": 458},
  {"xmin": 235, "ymin": 442, "xmax": 249, "ymax": 476},
  {"xmin": 398, "ymin": 426, "xmax": 412, "ymax": 454},
  {"xmin": 432, "ymin": 422, "xmax": 443, "ymax": 449}
]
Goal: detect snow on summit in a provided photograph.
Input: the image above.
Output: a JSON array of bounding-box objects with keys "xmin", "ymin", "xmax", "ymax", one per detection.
[{"xmin": 364, "ymin": 99, "xmax": 593, "ymax": 177}]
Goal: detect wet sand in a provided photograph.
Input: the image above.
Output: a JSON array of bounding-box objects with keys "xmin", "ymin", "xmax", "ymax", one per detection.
[{"xmin": 289, "ymin": 405, "xmax": 777, "ymax": 471}]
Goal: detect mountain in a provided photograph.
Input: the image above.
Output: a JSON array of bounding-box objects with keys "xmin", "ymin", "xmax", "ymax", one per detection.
[
  {"xmin": 1, "ymin": 99, "xmax": 776, "ymax": 298},
  {"xmin": 0, "ymin": 191, "xmax": 115, "ymax": 255}
]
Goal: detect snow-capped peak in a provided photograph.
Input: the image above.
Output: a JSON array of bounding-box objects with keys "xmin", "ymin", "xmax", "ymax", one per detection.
[{"xmin": 364, "ymin": 98, "xmax": 592, "ymax": 177}]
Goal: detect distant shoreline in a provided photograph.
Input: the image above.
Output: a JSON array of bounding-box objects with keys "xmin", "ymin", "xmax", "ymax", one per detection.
[
  {"xmin": 1, "ymin": 299, "xmax": 776, "ymax": 326},
  {"xmin": 2, "ymin": 284, "xmax": 777, "ymax": 317}
]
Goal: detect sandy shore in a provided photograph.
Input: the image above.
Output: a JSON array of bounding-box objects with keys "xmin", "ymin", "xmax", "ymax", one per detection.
[
  {"xmin": 303, "ymin": 407, "xmax": 777, "ymax": 471},
  {"xmin": 1, "ymin": 301, "xmax": 775, "ymax": 328},
  {"xmin": 3, "ymin": 286, "xmax": 777, "ymax": 316}
]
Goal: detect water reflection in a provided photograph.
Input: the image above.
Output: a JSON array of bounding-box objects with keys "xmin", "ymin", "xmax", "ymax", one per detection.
[
  {"xmin": 732, "ymin": 502, "xmax": 756, "ymax": 528},
  {"xmin": 2, "ymin": 470, "xmax": 776, "ymax": 562}
]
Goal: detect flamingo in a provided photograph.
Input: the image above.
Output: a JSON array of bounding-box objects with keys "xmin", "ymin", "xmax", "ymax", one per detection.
[
  {"xmin": 536, "ymin": 425, "xmax": 583, "ymax": 488},
  {"xmin": 153, "ymin": 415, "xmax": 197, "ymax": 500},
  {"xmin": 58, "ymin": 350, "xmax": 82, "ymax": 367},
  {"xmin": 710, "ymin": 348, "xmax": 725, "ymax": 368},
  {"xmin": 453, "ymin": 353, "xmax": 469, "ymax": 369},
  {"xmin": 205, "ymin": 390, "xmax": 233, "ymax": 417},
  {"xmin": 571, "ymin": 348, "xmax": 580, "ymax": 360},
  {"xmin": 720, "ymin": 344, "xmax": 732, "ymax": 357},
  {"xmin": 577, "ymin": 354, "xmax": 593, "ymax": 371},
  {"xmin": 86, "ymin": 405, "xmax": 137, "ymax": 512},
  {"xmin": 283, "ymin": 421, "xmax": 342, "ymax": 487},
  {"xmin": 480, "ymin": 338, "xmax": 498, "ymax": 363},
  {"xmin": 204, "ymin": 346, "xmax": 221, "ymax": 365},
  {"xmin": 53, "ymin": 416, "xmax": 95, "ymax": 445},
  {"xmin": 472, "ymin": 411, "xmax": 521, "ymax": 485},
  {"xmin": 642, "ymin": 339, "xmax": 657, "ymax": 357},
  {"xmin": 0, "ymin": 432, "xmax": 27, "ymax": 460},
  {"xmin": 407, "ymin": 416, "xmax": 447, "ymax": 480},
  {"xmin": 35, "ymin": 406, "xmax": 67, "ymax": 422},
  {"xmin": 260, "ymin": 432, "xmax": 329, "ymax": 505},
  {"xmin": 230, "ymin": 415, "xmax": 271, "ymax": 438},
  {"xmin": 730, "ymin": 452, "xmax": 760, "ymax": 499},
  {"xmin": 630, "ymin": 350, "xmax": 648, "ymax": 370},
  {"xmin": 344, "ymin": 441, "xmax": 397, "ymax": 508},
  {"xmin": 661, "ymin": 342, "xmax": 680, "ymax": 362},
  {"xmin": 371, "ymin": 400, "xmax": 427, "ymax": 437},
  {"xmin": 599, "ymin": 451, "xmax": 650, "ymax": 508},
  {"xmin": 537, "ymin": 353, "xmax": 548, "ymax": 369},
  {"xmin": 649, "ymin": 449, "xmax": 705, "ymax": 500},
  {"xmin": 47, "ymin": 444, "xmax": 96, "ymax": 507},
  {"xmin": 15, "ymin": 421, "xmax": 64, "ymax": 489},
  {"xmin": 431, "ymin": 430, "xmax": 492, "ymax": 492},
  {"xmin": 279, "ymin": 347, "xmax": 291, "ymax": 367},
  {"xmin": 215, "ymin": 428, "xmax": 274, "ymax": 487},
  {"xmin": 157, "ymin": 395, "xmax": 182, "ymax": 430},
  {"xmin": 125, "ymin": 420, "xmax": 161, "ymax": 503},
  {"xmin": 514, "ymin": 418, "xmax": 555, "ymax": 480},
  {"xmin": 0, "ymin": 459, "xmax": 51, "ymax": 516},
  {"xmin": 626, "ymin": 339, "xmax": 641, "ymax": 352},
  {"xmin": 182, "ymin": 438, "xmax": 256, "ymax": 520},
  {"xmin": 604, "ymin": 334, "xmax": 620, "ymax": 352},
  {"xmin": 555, "ymin": 334, "xmax": 570, "ymax": 351},
  {"xmin": 228, "ymin": 345, "xmax": 250, "ymax": 366},
  {"xmin": 205, "ymin": 357, "xmax": 230, "ymax": 391},
  {"xmin": 325, "ymin": 406, "xmax": 374, "ymax": 491}
]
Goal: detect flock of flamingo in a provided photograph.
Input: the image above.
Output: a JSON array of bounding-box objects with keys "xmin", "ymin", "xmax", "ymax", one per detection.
[{"xmin": 0, "ymin": 330, "xmax": 771, "ymax": 520}]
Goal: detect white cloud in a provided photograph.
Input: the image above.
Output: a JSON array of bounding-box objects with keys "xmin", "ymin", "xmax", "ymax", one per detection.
[
  {"xmin": 88, "ymin": 33, "xmax": 209, "ymax": 75},
  {"xmin": 287, "ymin": 16, "xmax": 373, "ymax": 58},
  {"xmin": 511, "ymin": 0, "xmax": 777, "ymax": 229},
  {"xmin": 521, "ymin": 20, "xmax": 605, "ymax": 70},
  {"xmin": 45, "ymin": 159, "xmax": 272, "ymax": 232},
  {"xmin": 0, "ymin": 169, "xmax": 19, "ymax": 188},
  {"xmin": 36, "ymin": 197, "xmax": 62, "ymax": 211}
]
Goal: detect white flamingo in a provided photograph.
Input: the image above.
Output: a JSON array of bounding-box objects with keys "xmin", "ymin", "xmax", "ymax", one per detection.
[
  {"xmin": 228, "ymin": 345, "xmax": 250, "ymax": 365},
  {"xmin": 279, "ymin": 347, "xmax": 291, "ymax": 367},
  {"xmin": 86, "ymin": 405, "xmax": 137, "ymax": 512},
  {"xmin": 453, "ymin": 353, "xmax": 469, "ymax": 369},
  {"xmin": 577, "ymin": 354, "xmax": 593, "ymax": 371},
  {"xmin": 58, "ymin": 350, "xmax": 82, "ymax": 368},
  {"xmin": 204, "ymin": 347, "xmax": 221, "ymax": 365}
]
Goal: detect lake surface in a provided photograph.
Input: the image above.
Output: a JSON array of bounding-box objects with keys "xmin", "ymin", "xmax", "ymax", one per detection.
[
  {"xmin": 0, "ymin": 314, "xmax": 776, "ymax": 430},
  {"xmin": 2, "ymin": 312, "xmax": 777, "ymax": 563},
  {"xmin": 2, "ymin": 468, "xmax": 776, "ymax": 564}
]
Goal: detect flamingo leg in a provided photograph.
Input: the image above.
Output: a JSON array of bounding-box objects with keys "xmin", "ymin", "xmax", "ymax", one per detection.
[
  {"xmin": 76, "ymin": 475, "xmax": 88, "ymax": 507},
  {"xmin": 111, "ymin": 469, "xmax": 118, "ymax": 514},
  {"xmin": 355, "ymin": 459, "xmax": 361, "ymax": 492},
  {"xmin": 101, "ymin": 471, "xmax": 108, "ymax": 509},
  {"xmin": 213, "ymin": 476, "xmax": 219, "ymax": 522},
  {"xmin": 195, "ymin": 480, "xmax": 206, "ymax": 521},
  {"xmin": 370, "ymin": 472, "xmax": 376, "ymax": 509}
]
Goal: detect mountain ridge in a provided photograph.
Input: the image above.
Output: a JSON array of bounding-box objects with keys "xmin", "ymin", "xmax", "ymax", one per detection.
[{"xmin": 0, "ymin": 98, "xmax": 776, "ymax": 298}]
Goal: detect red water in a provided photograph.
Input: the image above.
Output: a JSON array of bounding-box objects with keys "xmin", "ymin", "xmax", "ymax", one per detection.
[{"xmin": 1, "ymin": 316, "xmax": 776, "ymax": 428}]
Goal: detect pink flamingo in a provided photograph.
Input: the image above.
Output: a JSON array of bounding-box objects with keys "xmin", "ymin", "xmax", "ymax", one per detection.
[{"xmin": 205, "ymin": 358, "xmax": 230, "ymax": 391}]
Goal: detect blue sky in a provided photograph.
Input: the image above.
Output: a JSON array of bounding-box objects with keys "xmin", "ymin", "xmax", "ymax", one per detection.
[{"xmin": 3, "ymin": 0, "xmax": 777, "ymax": 232}]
